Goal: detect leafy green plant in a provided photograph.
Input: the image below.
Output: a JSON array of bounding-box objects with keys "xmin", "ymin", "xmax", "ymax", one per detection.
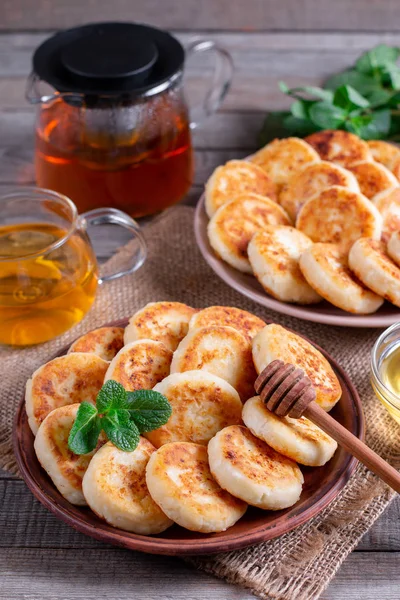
[
  {"xmin": 68, "ymin": 380, "xmax": 172, "ymax": 454},
  {"xmin": 259, "ymin": 44, "xmax": 400, "ymax": 144}
]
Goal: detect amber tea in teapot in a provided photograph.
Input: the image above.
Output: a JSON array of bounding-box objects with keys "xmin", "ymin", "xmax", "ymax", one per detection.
[{"xmin": 28, "ymin": 23, "xmax": 233, "ymax": 218}]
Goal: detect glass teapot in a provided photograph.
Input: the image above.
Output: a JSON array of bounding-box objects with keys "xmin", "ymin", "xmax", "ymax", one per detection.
[{"xmin": 27, "ymin": 22, "xmax": 233, "ymax": 218}]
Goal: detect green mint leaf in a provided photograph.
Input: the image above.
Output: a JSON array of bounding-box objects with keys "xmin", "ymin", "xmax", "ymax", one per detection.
[
  {"xmin": 283, "ymin": 115, "xmax": 320, "ymax": 137},
  {"xmin": 125, "ymin": 390, "xmax": 172, "ymax": 433},
  {"xmin": 333, "ymin": 85, "xmax": 370, "ymax": 110},
  {"xmin": 346, "ymin": 109, "xmax": 391, "ymax": 140},
  {"xmin": 356, "ymin": 45, "xmax": 400, "ymax": 75},
  {"xmin": 325, "ymin": 70, "xmax": 380, "ymax": 95},
  {"xmin": 308, "ymin": 101, "xmax": 347, "ymax": 129},
  {"xmin": 367, "ymin": 88, "xmax": 395, "ymax": 107},
  {"xmin": 279, "ymin": 82, "xmax": 333, "ymax": 102},
  {"xmin": 278, "ymin": 81, "xmax": 290, "ymax": 94},
  {"xmin": 96, "ymin": 380, "xmax": 128, "ymax": 413},
  {"xmin": 290, "ymin": 100, "xmax": 308, "ymax": 119},
  {"xmin": 383, "ymin": 64, "xmax": 400, "ymax": 90},
  {"xmin": 68, "ymin": 402, "xmax": 101, "ymax": 455},
  {"xmin": 102, "ymin": 409, "xmax": 140, "ymax": 451}
]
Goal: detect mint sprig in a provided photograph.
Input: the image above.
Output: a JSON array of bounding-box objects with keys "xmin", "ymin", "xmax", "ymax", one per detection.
[
  {"xmin": 68, "ymin": 380, "xmax": 172, "ymax": 454},
  {"xmin": 260, "ymin": 44, "xmax": 400, "ymax": 143}
]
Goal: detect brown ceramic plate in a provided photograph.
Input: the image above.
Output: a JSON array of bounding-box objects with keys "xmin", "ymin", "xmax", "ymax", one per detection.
[
  {"xmin": 194, "ymin": 194, "xmax": 400, "ymax": 327},
  {"xmin": 13, "ymin": 318, "xmax": 364, "ymax": 556}
]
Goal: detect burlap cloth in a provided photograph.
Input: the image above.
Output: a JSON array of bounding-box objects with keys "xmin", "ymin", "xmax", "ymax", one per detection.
[{"xmin": 1, "ymin": 206, "xmax": 399, "ymax": 600}]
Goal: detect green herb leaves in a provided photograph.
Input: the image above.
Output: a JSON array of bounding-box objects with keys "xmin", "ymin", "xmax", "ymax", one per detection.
[
  {"xmin": 260, "ymin": 44, "xmax": 400, "ymax": 144},
  {"xmin": 68, "ymin": 380, "xmax": 172, "ymax": 455}
]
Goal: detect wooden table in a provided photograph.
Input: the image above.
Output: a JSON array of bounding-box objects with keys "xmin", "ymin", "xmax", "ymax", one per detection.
[{"xmin": 1, "ymin": 5, "xmax": 400, "ymax": 598}]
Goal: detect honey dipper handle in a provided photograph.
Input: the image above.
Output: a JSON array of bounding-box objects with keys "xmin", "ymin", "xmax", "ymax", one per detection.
[{"xmin": 305, "ymin": 402, "xmax": 400, "ymax": 494}]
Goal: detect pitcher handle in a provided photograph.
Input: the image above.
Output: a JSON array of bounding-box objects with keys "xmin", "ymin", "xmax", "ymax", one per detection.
[
  {"xmin": 79, "ymin": 208, "xmax": 147, "ymax": 284},
  {"xmin": 186, "ymin": 40, "xmax": 233, "ymax": 130}
]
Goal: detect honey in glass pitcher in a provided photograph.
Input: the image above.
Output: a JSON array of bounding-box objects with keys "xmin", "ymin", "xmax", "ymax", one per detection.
[{"xmin": 28, "ymin": 23, "xmax": 233, "ymax": 217}]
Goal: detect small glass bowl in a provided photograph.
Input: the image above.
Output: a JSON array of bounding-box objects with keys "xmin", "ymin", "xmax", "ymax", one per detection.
[{"xmin": 371, "ymin": 322, "xmax": 400, "ymax": 425}]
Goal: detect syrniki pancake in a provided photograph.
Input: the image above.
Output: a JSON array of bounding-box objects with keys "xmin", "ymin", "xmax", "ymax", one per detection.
[
  {"xmin": 34, "ymin": 404, "xmax": 106, "ymax": 505},
  {"xmin": 248, "ymin": 227, "xmax": 322, "ymax": 304},
  {"xmin": 170, "ymin": 325, "xmax": 257, "ymax": 401},
  {"xmin": 242, "ymin": 396, "xmax": 337, "ymax": 467},
  {"xmin": 299, "ymin": 243, "xmax": 383, "ymax": 314},
  {"xmin": 205, "ymin": 159, "xmax": 278, "ymax": 218},
  {"xmin": 146, "ymin": 442, "xmax": 247, "ymax": 532},
  {"xmin": 279, "ymin": 160, "xmax": 359, "ymax": 221},
  {"xmin": 296, "ymin": 186, "xmax": 382, "ymax": 250},
  {"xmin": 145, "ymin": 370, "xmax": 242, "ymax": 447},
  {"xmin": 387, "ymin": 230, "xmax": 400, "ymax": 267},
  {"xmin": 189, "ymin": 306, "xmax": 266, "ymax": 341},
  {"xmin": 373, "ymin": 187, "xmax": 400, "ymax": 243},
  {"xmin": 82, "ymin": 439, "xmax": 173, "ymax": 534},
  {"xmin": 208, "ymin": 425, "xmax": 303, "ymax": 510},
  {"xmin": 252, "ymin": 324, "xmax": 342, "ymax": 411},
  {"xmin": 105, "ymin": 340, "xmax": 172, "ymax": 391},
  {"xmin": 124, "ymin": 301, "xmax": 197, "ymax": 351},
  {"xmin": 25, "ymin": 352, "xmax": 109, "ymax": 435},
  {"xmin": 347, "ymin": 161, "xmax": 398, "ymax": 200},
  {"xmin": 250, "ymin": 137, "xmax": 320, "ymax": 187},
  {"xmin": 305, "ymin": 130, "xmax": 372, "ymax": 167},
  {"xmin": 207, "ymin": 194, "xmax": 290, "ymax": 273},
  {"xmin": 349, "ymin": 238, "xmax": 400, "ymax": 307},
  {"xmin": 68, "ymin": 327, "xmax": 124, "ymax": 361},
  {"xmin": 367, "ymin": 140, "xmax": 400, "ymax": 178}
]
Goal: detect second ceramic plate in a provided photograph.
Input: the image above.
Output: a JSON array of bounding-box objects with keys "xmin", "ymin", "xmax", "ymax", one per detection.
[{"xmin": 194, "ymin": 194, "xmax": 400, "ymax": 328}]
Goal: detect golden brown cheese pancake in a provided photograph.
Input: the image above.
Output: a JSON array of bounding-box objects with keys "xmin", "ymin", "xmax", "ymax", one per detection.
[
  {"xmin": 171, "ymin": 325, "xmax": 257, "ymax": 401},
  {"xmin": 189, "ymin": 306, "xmax": 266, "ymax": 341},
  {"xmin": 34, "ymin": 404, "xmax": 106, "ymax": 505},
  {"xmin": 349, "ymin": 238, "xmax": 400, "ymax": 307},
  {"xmin": 296, "ymin": 186, "xmax": 382, "ymax": 250},
  {"xmin": 248, "ymin": 226, "xmax": 322, "ymax": 304},
  {"xmin": 82, "ymin": 439, "xmax": 173, "ymax": 534},
  {"xmin": 242, "ymin": 396, "xmax": 337, "ymax": 467},
  {"xmin": 146, "ymin": 442, "xmax": 247, "ymax": 532},
  {"xmin": 25, "ymin": 352, "xmax": 109, "ymax": 435},
  {"xmin": 207, "ymin": 194, "xmax": 290, "ymax": 273},
  {"xmin": 387, "ymin": 231, "xmax": 400, "ymax": 267},
  {"xmin": 205, "ymin": 159, "xmax": 278, "ymax": 218},
  {"xmin": 347, "ymin": 161, "xmax": 398, "ymax": 200},
  {"xmin": 367, "ymin": 140, "xmax": 400, "ymax": 178},
  {"xmin": 252, "ymin": 324, "xmax": 342, "ymax": 411},
  {"xmin": 208, "ymin": 425, "xmax": 303, "ymax": 509},
  {"xmin": 299, "ymin": 243, "xmax": 383, "ymax": 314},
  {"xmin": 124, "ymin": 301, "xmax": 197, "ymax": 352},
  {"xmin": 279, "ymin": 160, "xmax": 359, "ymax": 222},
  {"xmin": 373, "ymin": 187, "xmax": 400, "ymax": 243},
  {"xmin": 305, "ymin": 130, "xmax": 372, "ymax": 167},
  {"xmin": 250, "ymin": 137, "xmax": 320, "ymax": 188},
  {"xmin": 145, "ymin": 370, "xmax": 242, "ymax": 447},
  {"xmin": 68, "ymin": 327, "xmax": 124, "ymax": 361},
  {"xmin": 105, "ymin": 339, "xmax": 172, "ymax": 391}
]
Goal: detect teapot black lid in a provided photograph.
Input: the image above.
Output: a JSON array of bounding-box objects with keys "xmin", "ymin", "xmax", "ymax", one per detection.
[{"xmin": 32, "ymin": 22, "xmax": 185, "ymax": 97}]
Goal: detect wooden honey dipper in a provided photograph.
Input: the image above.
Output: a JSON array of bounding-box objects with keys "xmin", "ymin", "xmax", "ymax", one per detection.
[{"xmin": 255, "ymin": 360, "xmax": 400, "ymax": 493}]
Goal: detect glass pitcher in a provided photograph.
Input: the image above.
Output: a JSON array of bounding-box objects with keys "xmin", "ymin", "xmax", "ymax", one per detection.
[{"xmin": 26, "ymin": 22, "xmax": 233, "ymax": 218}]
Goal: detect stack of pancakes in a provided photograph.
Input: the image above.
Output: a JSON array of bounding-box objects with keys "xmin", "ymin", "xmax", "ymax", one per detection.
[
  {"xmin": 206, "ymin": 131, "xmax": 400, "ymax": 314},
  {"xmin": 28, "ymin": 302, "xmax": 340, "ymax": 535}
]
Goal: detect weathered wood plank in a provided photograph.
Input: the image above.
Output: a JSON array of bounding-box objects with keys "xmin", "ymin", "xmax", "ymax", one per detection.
[
  {"xmin": 5, "ymin": 31, "xmax": 400, "ymax": 112},
  {"xmin": 0, "ymin": 479, "xmax": 399, "ymax": 551},
  {"xmin": 0, "ymin": 547, "xmax": 399, "ymax": 600},
  {"xmin": 2, "ymin": 0, "xmax": 400, "ymax": 32}
]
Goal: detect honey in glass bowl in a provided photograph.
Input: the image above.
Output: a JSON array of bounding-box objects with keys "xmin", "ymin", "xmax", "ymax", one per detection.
[{"xmin": 371, "ymin": 322, "xmax": 400, "ymax": 424}]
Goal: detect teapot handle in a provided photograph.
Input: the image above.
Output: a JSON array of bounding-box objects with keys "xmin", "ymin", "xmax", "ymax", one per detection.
[{"xmin": 186, "ymin": 40, "xmax": 233, "ymax": 130}]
